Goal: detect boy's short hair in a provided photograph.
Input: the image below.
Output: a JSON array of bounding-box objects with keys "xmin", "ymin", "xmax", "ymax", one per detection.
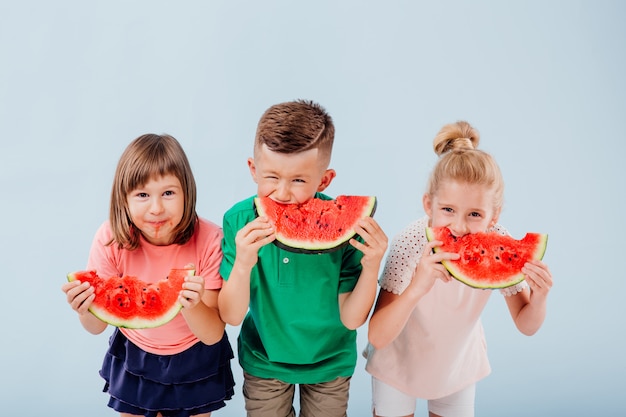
[{"xmin": 254, "ymin": 99, "xmax": 335, "ymax": 162}]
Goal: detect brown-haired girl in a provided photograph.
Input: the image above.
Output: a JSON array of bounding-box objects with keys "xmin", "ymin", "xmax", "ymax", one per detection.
[
  {"xmin": 62, "ymin": 134, "xmax": 234, "ymax": 417},
  {"xmin": 364, "ymin": 121, "xmax": 553, "ymax": 417}
]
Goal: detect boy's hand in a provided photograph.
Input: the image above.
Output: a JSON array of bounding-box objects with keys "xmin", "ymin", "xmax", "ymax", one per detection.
[
  {"xmin": 350, "ymin": 217, "xmax": 388, "ymax": 269},
  {"xmin": 234, "ymin": 216, "xmax": 275, "ymax": 270}
]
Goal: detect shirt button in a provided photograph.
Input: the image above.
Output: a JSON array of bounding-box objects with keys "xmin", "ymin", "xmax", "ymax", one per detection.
[{"xmin": 283, "ymin": 257, "xmax": 289, "ymax": 264}]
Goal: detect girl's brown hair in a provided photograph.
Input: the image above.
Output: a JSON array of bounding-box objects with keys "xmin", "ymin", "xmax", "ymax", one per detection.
[
  {"xmin": 426, "ymin": 121, "xmax": 504, "ymax": 209},
  {"xmin": 109, "ymin": 133, "xmax": 198, "ymax": 250}
]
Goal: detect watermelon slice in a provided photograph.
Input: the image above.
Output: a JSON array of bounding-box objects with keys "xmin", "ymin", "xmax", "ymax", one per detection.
[
  {"xmin": 67, "ymin": 268, "xmax": 194, "ymax": 328},
  {"xmin": 425, "ymin": 227, "xmax": 548, "ymax": 289},
  {"xmin": 254, "ymin": 195, "xmax": 377, "ymax": 254}
]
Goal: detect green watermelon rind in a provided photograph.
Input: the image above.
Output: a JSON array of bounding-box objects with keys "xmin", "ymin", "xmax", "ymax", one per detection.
[
  {"xmin": 254, "ymin": 196, "xmax": 377, "ymax": 254},
  {"xmin": 425, "ymin": 227, "xmax": 548, "ymax": 290},
  {"xmin": 66, "ymin": 268, "xmax": 194, "ymax": 329}
]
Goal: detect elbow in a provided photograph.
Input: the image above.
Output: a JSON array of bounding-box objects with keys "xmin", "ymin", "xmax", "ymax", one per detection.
[
  {"xmin": 200, "ymin": 329, "xmax": 227, "ymax": 346},
  {"xmin": 518, "ymin": 325, "xmax": 541, "ymax": 337},
  {"xmin": 219, "ymin": 311, "xmax": 244, "ymax": 327},
  {"xmin": 367, "ymin": 333, "xmax": 390, "ymax": 351},
  {"xmin": 340, "ymin": 314, "xmax": 367, "ymax": 331},
  {"xmin": 516, "ymin": 319, "xmax": 543, "ymax": 336}
]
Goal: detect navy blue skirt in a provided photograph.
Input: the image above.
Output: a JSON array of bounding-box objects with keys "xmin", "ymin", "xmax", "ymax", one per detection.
[{"xmin": 100, "ymin": 329, "xmax": 235, "ymax": 417}]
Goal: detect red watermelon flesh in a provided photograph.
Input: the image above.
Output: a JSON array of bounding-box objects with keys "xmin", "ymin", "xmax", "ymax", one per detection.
[
  {"xmin": 425, "ymin": 227, "xmax": 548, "ymax": 289},
  {"xmin": 254, "ymin": 195, "xmax": 377, "ymax": 254},
  {"xmin": 67, "ymin": 268, "xmax": 194, "ymax": 328}
]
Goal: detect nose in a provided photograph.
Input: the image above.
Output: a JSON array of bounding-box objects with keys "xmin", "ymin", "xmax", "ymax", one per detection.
[
  {"xmin": 450, "ymin": 218, "xmax": 470, "ymax": 237},
  {"xmin": 149, "ymin": 197, "xmax": 164, "ymax": 214},
  {"xmin": 273, "ymin": 182, "xmax": 291, "ymax": 203}
]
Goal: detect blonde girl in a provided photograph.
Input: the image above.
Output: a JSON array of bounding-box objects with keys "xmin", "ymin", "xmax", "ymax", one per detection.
[{"xmin": 365, "ymin": 121, "xmax": 553, "ymax": 417}]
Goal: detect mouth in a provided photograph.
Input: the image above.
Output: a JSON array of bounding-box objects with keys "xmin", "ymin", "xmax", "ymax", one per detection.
[{"xmin": 147, "ymin": 220, "xmax": 168, "ymax": 228}]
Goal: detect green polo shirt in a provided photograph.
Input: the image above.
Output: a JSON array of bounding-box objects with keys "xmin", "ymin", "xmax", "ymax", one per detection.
[{"xmin": 220, "ymin": 193, "xmax": 363, "ymax": 384}]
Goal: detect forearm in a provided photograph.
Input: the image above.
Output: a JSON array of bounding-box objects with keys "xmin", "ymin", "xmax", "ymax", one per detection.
[
  {"xmin": 217, "ymin": 262, "xmax": 252, "ymax": 325},
  {"xmin": 79, "ymin": 311, "xmax": 108, "ymax": 335},
  {"xmin": 339, "ymin": 267, "xmax": 380, "ymax": 330},
  {"xmin": 368, "ymin": 287, "xmax": 424, "ymax": 349},
  {"xmin": 181, "ymin": 301, "xmax": 226, "ymax": 345},
  {"xmin": 513, "ymin": 296, "xmax": 548, "ymax": 336}
]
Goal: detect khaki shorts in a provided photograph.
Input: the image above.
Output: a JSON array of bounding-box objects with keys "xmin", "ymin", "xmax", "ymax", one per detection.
[{"xmin": 243, "ymin": 371, "xmax": 351, "ymax": 417}]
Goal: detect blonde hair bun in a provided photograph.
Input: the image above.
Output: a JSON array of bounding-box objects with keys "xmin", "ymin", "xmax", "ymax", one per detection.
[{"xmin": 433, "ymin": 120, "xmax": 480, "ymax": 156}]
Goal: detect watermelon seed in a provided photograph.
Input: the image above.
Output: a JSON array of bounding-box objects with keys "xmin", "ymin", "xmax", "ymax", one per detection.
[{"xmin": 495, "ymin": 256, "xmax": 500, "ymax": 260}]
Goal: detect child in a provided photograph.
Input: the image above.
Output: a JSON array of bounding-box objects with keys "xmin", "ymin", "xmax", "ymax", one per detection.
[
  {"xmin": 218, "ymin": 99, "xmax": 388, "ymax": 417},
  {"xmin": 61, "ymin": 134, "xmax": 235, "ymax": 417},
  {"xmin": 364, "ymin": 121, "xmax": 553, "ymax": 417}
]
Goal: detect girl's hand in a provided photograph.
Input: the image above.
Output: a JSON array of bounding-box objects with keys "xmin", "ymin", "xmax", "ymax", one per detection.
[
  {"xmin": 350, "ymin": 217, "xmax": 388, "ymax": 269},
  {"xmin": 409, "ymin": 240, "xmax": 460, "ymax": 295},
  {"xmin": 179, "ymin": 274, "xmax": 206, "ymax": 309},
  {"xmin": 234, "ymin": 216, "xmax": 275, "ymax": 270},
  {"xmin": 61, "ymin": 280, "xmax": 95, "ymax": 315},
  {"xmin": 522, "ymin": 260, "xmax": 553, "ymax": 301}
]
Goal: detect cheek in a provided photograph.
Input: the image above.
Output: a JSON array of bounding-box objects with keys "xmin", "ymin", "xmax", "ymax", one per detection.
[
  {"xmin": 428, "ymin": 212, "xmax": 447, "ymax": 228},
  {"xmin": 255, "ymin": 182, "xmax": 273, "ymax": 197}
]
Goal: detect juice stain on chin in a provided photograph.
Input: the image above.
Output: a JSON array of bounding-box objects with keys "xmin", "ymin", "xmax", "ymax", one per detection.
[{"xmin": 153, "ymin": 222, "xmax": 162, "ymax": 239}]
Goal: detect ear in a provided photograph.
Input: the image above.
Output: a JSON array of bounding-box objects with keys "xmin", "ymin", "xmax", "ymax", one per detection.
[
  {"xmin": 422, "ymin": 193, "xmax": 433, "ymax": 217},
  {"xmin": 247, "ymin": 157, "xmax": 258, "ymax": 183},
  {"xmin": 489, "ymin": 207, "xmax": 501, "ymax": 228},
  {"xmin": 317, "ymin": 169, "xmax": 336, "ymax": 192}
]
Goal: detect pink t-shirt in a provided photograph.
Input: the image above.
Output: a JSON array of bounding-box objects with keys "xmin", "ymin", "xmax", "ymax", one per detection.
[
  {"xmin": 364, "ymin": 216, "xmax": 527, "ymax": 399},
  {"xmin": 86, "ymin": 218, "xmax": 224, "ymax": 355}
]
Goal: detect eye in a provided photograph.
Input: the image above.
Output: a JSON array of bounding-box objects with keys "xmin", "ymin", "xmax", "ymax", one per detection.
[
  {"xmin": 469, "ymin": 212, "xmax": 482, "ymax": 218},
  {"xmin": 442, "ymin": 207, "xmax": 454, "ymax": 213},
  {"xmin": 163, "ymin": 190, "xmax": 175, "ymax": 196},
  {"xmin": 137, "ymin": 192, "xmax": 148, "ymax": 198},
  {"xmin": 292, "ymin": 178, "xmax": 306, "ymax": 183}
]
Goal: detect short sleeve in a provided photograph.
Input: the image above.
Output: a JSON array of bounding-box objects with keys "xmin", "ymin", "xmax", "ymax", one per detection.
[
  {"xmin": 379, "ymin": 217, "xmax": 430, "ymax": 295},
  {"xmin": 196, "ymin": 218, "xmax": 225, "ymax": 290}
]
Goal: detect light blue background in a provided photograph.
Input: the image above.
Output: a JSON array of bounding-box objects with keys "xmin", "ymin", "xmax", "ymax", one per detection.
[{"xmin": 1, "ymin": 1, "xmax": 624, "ymax": 416}]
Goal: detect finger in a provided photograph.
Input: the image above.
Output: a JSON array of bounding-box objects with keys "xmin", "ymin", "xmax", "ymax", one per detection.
[
  {"xmin": 77, "ymin": 293, "xmax": 95, "ymax": 313},
  {"xmin": 66, "ymin": 281, "xmax": 90, "ymax": 302}
]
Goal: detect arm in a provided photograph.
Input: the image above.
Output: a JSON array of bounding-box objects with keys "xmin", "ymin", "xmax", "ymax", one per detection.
[
  {"xmin": 338, "ymin": 217, "xmax": 388, "ymax": 330},
  {"xmin": 504, "ymin": 260, "xmax": 553, "ymax": 336},
  {"xmin": 367, "ymin": 240, "xmax": 460, "ymax": 349},
  {"xmin": 218, "ymin": 217, "xmax": 275, "ymax": 326},
  {"xmin": 61, "ymin": 280, "xmax": 109, "ymax": 335},
  {"xmin": 179, "ymin": 279, "xmax": 225, "ymax": 345}
]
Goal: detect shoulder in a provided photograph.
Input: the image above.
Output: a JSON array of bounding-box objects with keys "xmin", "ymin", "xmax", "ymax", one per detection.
[
  {"xmin": 489, "ymin": 222, "xmax": 509, "ymax": 236},
  {"xmin": 92, "ymin": 220, "xmax": 114, "ymax": 244},
  {"xmin": 223, "ymin": 196, "xmax": 256, "ymax": 219},
  {"xmin": 315, "ymin": 192, "xmax": 333, "ymax": 201},
  {"xmin": 392, "ymin": 216, "xmax": 429, "ymax": 245},
  {"xmin": 196, "ymin": 217, "xmax": 223, "ymax": 239}
]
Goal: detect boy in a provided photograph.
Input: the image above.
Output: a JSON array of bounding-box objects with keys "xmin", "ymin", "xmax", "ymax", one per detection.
[{"xmin": 218, "ymin": 99, "xmax": 388, "ymax": 417}]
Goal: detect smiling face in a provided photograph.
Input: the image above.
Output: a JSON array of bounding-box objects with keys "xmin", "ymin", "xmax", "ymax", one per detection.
[
  {"xmin": 126, "ymin": 174, "xmax": 185, "ymax": 245},
  {"xmin": 423, "ymin": 179, "xmax": 500, "ymax": 237},
  {"xmin": 248, "ymin": 144, "xmax": 336, "ymax": 204}
]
